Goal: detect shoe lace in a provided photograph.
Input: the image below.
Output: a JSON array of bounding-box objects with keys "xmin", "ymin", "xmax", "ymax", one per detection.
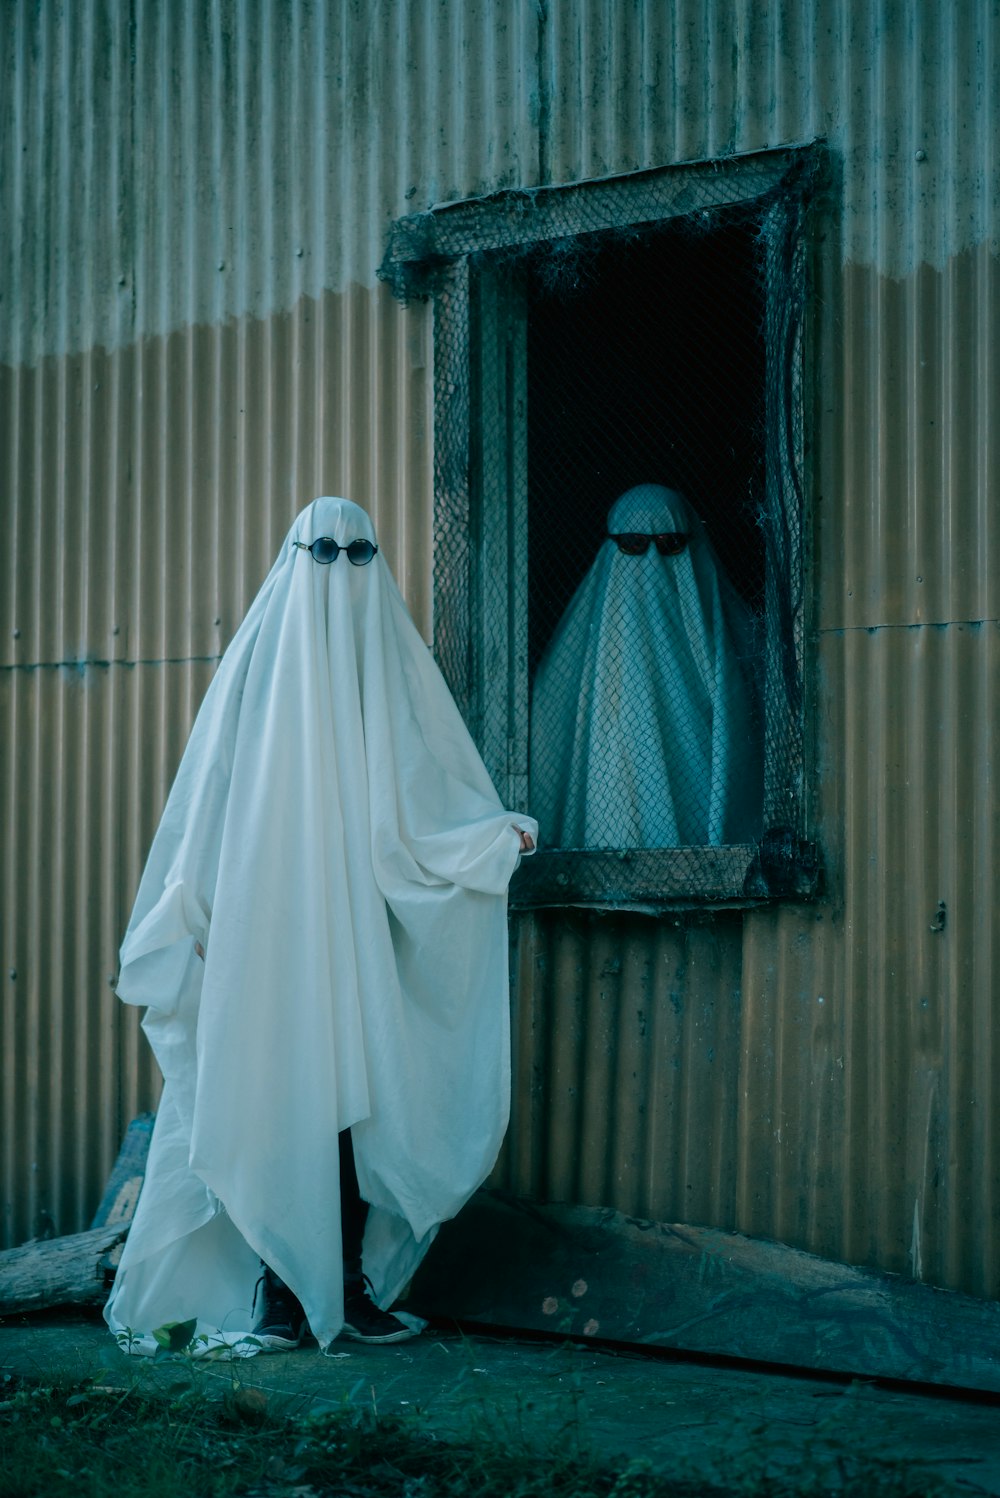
[
  {"xmin": 344, "ymin": 1272, "xmax": 379, "ymax": 1302},
  {"xmin": 252, "ymin": 1266, "xmax": 299, "ymax": 1321}
]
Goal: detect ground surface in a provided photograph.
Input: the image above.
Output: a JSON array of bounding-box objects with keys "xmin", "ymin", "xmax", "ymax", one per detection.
[{"xmin": 1, "ymin": 1311, "xmax": 998, "ymax": 1494}]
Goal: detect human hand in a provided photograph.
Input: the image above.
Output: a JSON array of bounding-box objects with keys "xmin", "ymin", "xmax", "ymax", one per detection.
[{"xmin": 513, "ymin": 825, "xmax": 535, "ymax": 853}]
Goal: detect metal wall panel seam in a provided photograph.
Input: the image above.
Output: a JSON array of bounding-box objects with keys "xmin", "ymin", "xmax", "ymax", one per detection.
[
  {"xmin": 841, "ymin": 630, "xmax": 876, "ymax": 1271},
  {"xmin": 973, "ymin": 247, "xmax": 998, "ymax": 623},
  {"xmin": 0, "ymin": 678, "xmax": 13, "ymax": 1241},
  {"xmin": 96, "ymin": 657, "xmax": 122, "ymax": 1216},
  {"xmin": 936, "ymin": 628, "xmax": 967, "ymax": 1291},
  {"xmin": 69, "ymin": 668, "xmax": 91, "ymax": 1230},
  {"xmin": 906, "ymin": 625, "xmax": 940, "ymax": 1286},
  {"xmin": 10, "ymin": 671, "xmax": 31, "ymax": 1239},
  {"xmin": 942, "ymin": 627, "xmax": 974, "ymax": 1291},
  {"xmin": 500, "ymin": 912, "xmax": 747, "ymax": 1230},
  {"xmin": 939, "ymin": 260, "xmax": 964, "ymax": 626},
  {"xmin": 1, "ymin": 669, "xmax": 20, "ymax": 1240},
  {"xmin": 972, "ymin": 627, "xmax": 999, "ymax": 1294}
]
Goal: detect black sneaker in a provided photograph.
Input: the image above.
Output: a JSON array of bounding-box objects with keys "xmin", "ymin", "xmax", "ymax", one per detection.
[
  {"xmin": 252, "ymin": 1266, "xmax": 308, "ymax": 1350},
  {"xmin": 341, "ymin": 1275, "xmax": 418, "ymax": 1344}
]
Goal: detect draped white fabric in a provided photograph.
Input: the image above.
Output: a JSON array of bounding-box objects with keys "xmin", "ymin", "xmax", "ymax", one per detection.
[
  {"xmin": 530, "ymin": 485, "xmax": 761, "ymax": 850},
  {"xmin": 105, "ymin": 497, "xmax": 537, "ymax": 1354}
]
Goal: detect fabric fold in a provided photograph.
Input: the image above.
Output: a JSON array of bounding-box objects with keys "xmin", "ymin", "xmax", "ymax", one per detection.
[{"xmin": 106, "ymin": 496, "xmax": 536, "ymax": 1354}]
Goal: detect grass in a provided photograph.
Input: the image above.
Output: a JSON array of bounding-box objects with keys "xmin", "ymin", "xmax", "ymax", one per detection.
[{"xmin": 0, "ymin": 1367, "xmax": 959, "ymax": 1498}]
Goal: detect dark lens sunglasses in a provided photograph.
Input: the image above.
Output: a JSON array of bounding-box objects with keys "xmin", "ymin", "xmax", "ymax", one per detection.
[
  {"xmin": 293, "ymin": 537, "xmax": 378, "ymax": 566},
  {"xmin": 609, "ymin": 532, "xmax": 689, "ymax": 557}
]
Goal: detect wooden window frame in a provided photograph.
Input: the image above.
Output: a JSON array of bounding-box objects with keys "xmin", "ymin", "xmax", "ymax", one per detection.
[{"xmin": 383, "ymin": 145, "xmax": 821, "ymax": 910}]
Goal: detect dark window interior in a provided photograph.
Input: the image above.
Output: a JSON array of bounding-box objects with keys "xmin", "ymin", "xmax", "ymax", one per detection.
[{"xmin": 526, "ymin": 211, "xmax": 767, "ymax": 680}]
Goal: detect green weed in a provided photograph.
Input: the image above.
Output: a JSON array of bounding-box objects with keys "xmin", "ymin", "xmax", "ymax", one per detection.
[{"xmin": 0, "ymin": 1368, "xmax": 960, "ymax": 1498}]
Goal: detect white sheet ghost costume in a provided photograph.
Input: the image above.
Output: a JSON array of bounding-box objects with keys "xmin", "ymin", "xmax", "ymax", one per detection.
[
  {"xmin": 104, "ymin": 497, "xmax": 537, "ymax": 1355},
  {"xmin": 530, "ymin": 485, "xmax": 760, "ymax": 849}
]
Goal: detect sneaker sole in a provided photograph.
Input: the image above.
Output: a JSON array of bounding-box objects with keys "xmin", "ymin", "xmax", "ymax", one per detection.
[
  {"xmin": 253, "ymin": 1331, "xmax": 305, "ymax": 1351},
  {"xmin": 340, "ymin": 1325, "xmax": 419, "ymax": 1345}
]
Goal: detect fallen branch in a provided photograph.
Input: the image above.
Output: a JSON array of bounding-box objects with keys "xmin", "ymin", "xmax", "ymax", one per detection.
[
  {"xmin": 0, "ymin": 1113, "xmax": 153, "ymax": 1317},
  {"xmin": 0, "ymin": 1224, "xmax": 129, "ymax": 1316}
]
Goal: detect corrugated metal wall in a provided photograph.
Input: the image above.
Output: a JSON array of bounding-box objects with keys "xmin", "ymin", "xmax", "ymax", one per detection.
[
  {"xmin": 3, "ymin": 1, "xmax": 998, "ymax": 1303},
  {"xmin": 496, "ymin": 910, "xmax": 745, "ymax": 1233},
  {"xmin": 0, "ymin": 286, "xmax": 434, "ymax": 1244}
]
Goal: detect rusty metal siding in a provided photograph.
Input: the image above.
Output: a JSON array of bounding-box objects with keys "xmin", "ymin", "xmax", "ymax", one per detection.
[
  {"xmin": 1, "ymin": 291, "xmax": 433, "ymax": 676},
  {"xmin": 3, "ymin": 1, "xmax": 994, "ymax": 372},
  {"xmin": 0, "ymin": 289, "xmax": 435, "ymax": 1246},
  {"xmin": 0, "ymin": 0, "xmax": 540, "ymax": 370},
  {"xmin": 748, "ymin": 237, "xmax": 1000, "ymax": 1297},
  {"xmin": 2, "ymin": 0, "xmax": 999, "ymax": 1312},
  {"xmin": 539, "ymin": 1, "xmax": 995, "ymax": 281},
  {"xmin": 736, "ymin": 621, "xmax": 1000, "ymax": 1298},
  {"xmin": 497, "ymin": 910, "xmax": 744, "ymax": 1233}
]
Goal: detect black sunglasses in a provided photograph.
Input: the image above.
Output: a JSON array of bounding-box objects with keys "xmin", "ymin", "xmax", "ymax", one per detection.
[
  {"xmin": 608, "ymin": 532, "xmax": 689, "ymax": 557},
  {"xmin": 293, "ymin": 537, "xmax": 378, "ymax": 566}
]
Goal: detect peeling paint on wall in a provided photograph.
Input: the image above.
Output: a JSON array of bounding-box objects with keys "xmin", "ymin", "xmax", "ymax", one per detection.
[
  {"xmin": 0, "ymin": 278, "xmax": 432, "ymax": 1247},
  {"xmin": 3, "ymin": 1, "xmax": 997, "ymax": 366}
]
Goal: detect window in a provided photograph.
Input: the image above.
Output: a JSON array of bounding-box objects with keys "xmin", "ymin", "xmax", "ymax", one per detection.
[{"xmin": 381, "ymin": 147, "xmax": 821, "ymax": 908}]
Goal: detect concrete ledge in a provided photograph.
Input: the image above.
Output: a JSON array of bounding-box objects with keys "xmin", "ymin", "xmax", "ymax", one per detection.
[{"xmin": 406, "ymin": 1191, "xmax": 1000, "ymax": 1395}]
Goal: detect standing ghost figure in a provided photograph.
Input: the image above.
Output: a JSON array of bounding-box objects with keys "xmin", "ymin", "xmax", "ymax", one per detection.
[
  {"xmin": 530, "ymin": 484, "xmax": 761, "ymax": 850},
  {"xmin": 105, "ymin": 497, "xmax": 537, "ymax": 1356}
]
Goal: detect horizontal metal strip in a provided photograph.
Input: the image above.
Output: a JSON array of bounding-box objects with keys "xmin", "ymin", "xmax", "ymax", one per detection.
[
  {"xmin": 818, "ymin": 618, "xmax": 1000, "ymax": 636},
  {"xmin": 2, "ymin": 655, "xmax": 225, "ymax": 674}
]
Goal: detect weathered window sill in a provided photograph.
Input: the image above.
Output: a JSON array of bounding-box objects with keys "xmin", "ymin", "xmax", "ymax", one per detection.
[{"xmin": 510, "ymin": 838, "xmax": 821, "ymax": 912}]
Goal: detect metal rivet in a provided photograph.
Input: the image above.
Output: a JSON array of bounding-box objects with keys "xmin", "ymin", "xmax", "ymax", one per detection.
[
  {"xmin": 108, "ymin": 974, "xmax": 118, "ymax": 987},
  {"xmin": 112, "ymin": 625, "xmax": 120, "ymax": 636},
  {"xmin": 217, "ymin": 260, "xmax": 225, "ymax": 271},
  {"xmin": 9, "ymin": 968, "xmax": 16, "ymax": 980},
  {"xmin": 915, "ymin": 149, "xmax": 927, "ymax": 162},
  {"xmin": 213, "ymin": 615, "xmax": 221, "ymax": 626},
  {"xmin": 296, "ymin": 246, "xmax": 304, "ymax": 257},
  {"xmin": 12, "ymin": 627, "xmax": 20, "ymax": 638}
]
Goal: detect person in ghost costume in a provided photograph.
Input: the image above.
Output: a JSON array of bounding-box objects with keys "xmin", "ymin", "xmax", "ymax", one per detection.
[
  {"xmin": 105, "ymin": 496, "xmax": 537, "ymax": 1356},
  {"xmin": 530, "ymin": 484, "xmax": 760, "ymax": 850}
]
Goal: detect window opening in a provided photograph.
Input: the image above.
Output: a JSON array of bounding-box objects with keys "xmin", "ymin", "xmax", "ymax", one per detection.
[
  {"xmin": 526, "ymin": 214, "xmax": 765, "ymax": 674},
  {"xmin": 524, "ymin": 213, "xmax": 766, "ymax": 861},
  {"xmin": 380, "ymin": 148, "xmax": 821, "ymax": 907}
]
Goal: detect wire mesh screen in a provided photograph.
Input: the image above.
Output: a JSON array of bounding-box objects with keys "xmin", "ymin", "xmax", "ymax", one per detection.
[{"xmin": 381, "ymin": 151, "xmax": 819, "ymax": 904}]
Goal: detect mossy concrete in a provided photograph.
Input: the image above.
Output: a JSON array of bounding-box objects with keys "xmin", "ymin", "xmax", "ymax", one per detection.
[{"xmin": 2, "ymin": 1310, "xmax": 998, "ymax": 1494}]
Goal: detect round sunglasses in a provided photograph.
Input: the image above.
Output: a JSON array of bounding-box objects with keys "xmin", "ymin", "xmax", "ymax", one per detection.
[
  {"xmin": 609, "ymin": 531, "xmax": 689, "ymax": 557},
  {"xmin": 293, "ymin": 537, "xmax": 378, "ymax": 566}
]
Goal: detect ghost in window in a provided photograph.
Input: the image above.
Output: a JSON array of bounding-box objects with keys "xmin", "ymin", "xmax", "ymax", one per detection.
[{"xmin": 530, "ymin": 484, "xmax": 762, "ymax": 849}]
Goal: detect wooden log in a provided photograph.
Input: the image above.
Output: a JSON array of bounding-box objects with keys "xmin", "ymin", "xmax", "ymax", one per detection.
[
  {"xmin": 0, "ymin": 1114, "xmax": 155, "ymax": 1316},
  {"xmin": 89, "ymin": 1112, "xmax": 154, "ymax": 1230},
  {"xmin": 406, "ymin": 1190, "xmax": 1000, "ymax": 1396},
  {"xmin": 0, "ymin": 1224, "xmax": 129, "ymax": 1316}
]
